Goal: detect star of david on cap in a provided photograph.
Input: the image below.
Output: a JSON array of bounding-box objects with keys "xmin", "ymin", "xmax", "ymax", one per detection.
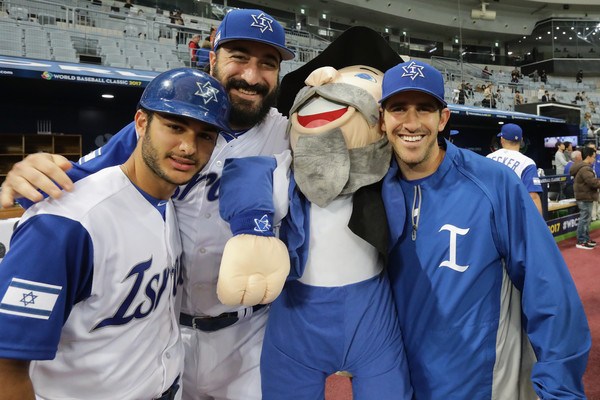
[
  {"xmin": 251, "ymin": 13, "xmax": 273, "ymax": 33},
  {"xmin": 401, "ymin": 62, "xmax": 426, "ymax": 81},
  {"xmin": 380, "ymin": 60, "xmax": 447, "ymax": 107},
  {"xmin": 213, "ymin": 9, "xmax": 295, "ymax": 60}
]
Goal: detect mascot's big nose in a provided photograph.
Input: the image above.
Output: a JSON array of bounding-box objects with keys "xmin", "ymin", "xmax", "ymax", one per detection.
[{"xmin": 305, "ymin": 66, "xmax": 340, "ymax": 87}]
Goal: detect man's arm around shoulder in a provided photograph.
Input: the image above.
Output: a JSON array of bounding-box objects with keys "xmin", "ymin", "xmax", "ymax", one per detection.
[{"xmin": 0, "ymin": 359, "xmax": 34, "ymax": 400}]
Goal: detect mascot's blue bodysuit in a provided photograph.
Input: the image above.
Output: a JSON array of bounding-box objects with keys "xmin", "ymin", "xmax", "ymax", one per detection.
[{"xmin": 217, "ymin": 27, "xmax": 413, "ymax": 399}]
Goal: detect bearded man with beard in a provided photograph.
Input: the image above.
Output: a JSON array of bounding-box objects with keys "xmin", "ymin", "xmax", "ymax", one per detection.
[{"xmin": 0, "ymin": 9, "xmax": 295, "ymax": 400}]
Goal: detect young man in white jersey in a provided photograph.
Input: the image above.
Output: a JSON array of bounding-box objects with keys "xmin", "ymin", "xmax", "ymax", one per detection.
[
  {"xmin": 486, "ymin": 123, "xmax": 543, "ymax": 214},
  {"xmin": 0, "ymin": 68, "xmax": 230, "ymax": 400},
  {"xmin": 0, "ymin": 9, "xmax": 293, "ymax": 400}
]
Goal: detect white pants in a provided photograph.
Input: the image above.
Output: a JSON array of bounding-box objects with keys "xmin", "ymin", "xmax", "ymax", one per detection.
[{"xmin": 180, "ymin": 308, "xmax": 268, "ymax": 400}]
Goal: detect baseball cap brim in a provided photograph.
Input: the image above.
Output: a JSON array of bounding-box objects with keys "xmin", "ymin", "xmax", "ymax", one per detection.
[
  {"xmin": 215, "ymin": 37, "xmax": 295, "ymax": 61},
  {"xmin": 380, "ymin": 87, "xmax": 447, "ymax": 107},
  {"xmin": 143, "ymin": 99, "xmax": 230, "ymax": 133}
]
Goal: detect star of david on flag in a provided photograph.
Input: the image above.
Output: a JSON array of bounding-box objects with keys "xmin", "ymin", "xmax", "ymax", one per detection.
[
  {"xmin": 250, "ymin": 13, "xmax": 274, "ymax": 33},
  {"xmin": 0, "ymin": 277, "xmax": 62, "ymax": 320},
  {"xmin": 195, "ymin": 81, "xmax": 220, "ymax": 105},
  {"xmin": 401, "ymin": 62, "xmax": 426, "ymax": 80}
]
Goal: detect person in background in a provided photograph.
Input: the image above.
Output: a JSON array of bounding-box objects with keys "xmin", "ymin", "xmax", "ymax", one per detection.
[
  {"xmin": 553, "ymin": 140, "xmax": 570, "ymax": 199},
  {"xmin": 576, "ymin": 69, "xmax": 583, "ymax": 83},
  {"xmin": 188, "ymin": 34, "xmax": 201, "ymax": 66},
  {"xmin": 0, "ymin": 68, "xmax": 230, "ymax": 400},
  {"xmin": 571, "ymin": 146, "xmax": 600, "ymax": 249},
  {"xmin": 201, "ymin": 36, "xmax": 211, "ymax": 49},
  {"xmin": 208, "ymin": 26, "xmax": 217, "ymax": 49},
  {"xmin": 511, "ymin": 67, "xmax": 520, "ymax": 83},
  {"xmin": 537, "ymin": 85, "xmax": 545, "ymax": 101},
  {"xmin": 586, "ymin": 142, "xmax": 600, "ymax": 221},
  {"xmin": 541, "ymin": 90, "xmax": 549, "ymax": 102},
  {"xmin": 564, "ymin": 140, "xmax": 573, "ymax": 161},
  {"xmin": 514, "ymin": 89, "xmax": 524, "ymax": 106},
  {"xmin": 379, "ymin": 59, "xmax": 590, "ymax": 398},
  {"xmin": 457, "ymin": 83, "xmax": 468, "ymax": 105},
  {"xmin": 487, "ymin": 123, "xmax": 543, "ymax": 214},
  {"xmin": 554, "ymin": 141, "xmax": 568, "ymax": 175},
  {"xmin": 540, "ymin": 69, "xmax": 548, "ymax": 84},
  {"xmin": 481, "ymin": 65, "xmax": 492, "ymax": 79},
  {"xmin": 0, "ymin": 8, "xmax": 295, "ymax": 400},
  {"xmin": 564, "ymin": 149, "xmax": 582, "ymax": 199},
  {"xmin": 170, "ymin": 9, "xmax": 185, "ymax": 44},
  {"xmin": 584, "ymin": 112, "xmax": 599, "ymax": 137},
  {"xmin": 482, "ymin": 83, "xmax": 495, "ymax": 108}
]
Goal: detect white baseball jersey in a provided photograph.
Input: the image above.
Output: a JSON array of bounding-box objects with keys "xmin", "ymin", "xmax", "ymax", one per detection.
[
  {"xmin": 0, "ymin": 166, "xmax": 183, "ymax": 399},
  {"xmin": 486, "ymin": 148, "xmax": 543, "ymax": 193},
  {"xmin": 40, "ymin": 108, "xmax": 289, "ymax": 399},
  {"xmin": 174, "ymin": 108, "xmax": 289, "ymax": 316}
]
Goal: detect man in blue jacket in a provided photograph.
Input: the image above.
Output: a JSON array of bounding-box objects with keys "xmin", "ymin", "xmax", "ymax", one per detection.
[{"xmin": 379, "ymin": 60, "xmax": 590, "ymax": 399}]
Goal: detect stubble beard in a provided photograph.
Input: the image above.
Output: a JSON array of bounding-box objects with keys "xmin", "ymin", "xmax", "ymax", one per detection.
[
  {"xmin": 142, "ymin": 127, "xmax": 192, "ymax": 187},
  {"xmin": 392, "ymin": 130, "xmax": 438, "ymax": 169}
]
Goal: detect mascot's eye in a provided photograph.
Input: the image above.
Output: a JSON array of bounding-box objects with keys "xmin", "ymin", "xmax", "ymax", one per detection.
[{"xmin": 354, "ymin": 73, "xmax": 376, "ymax": 82}]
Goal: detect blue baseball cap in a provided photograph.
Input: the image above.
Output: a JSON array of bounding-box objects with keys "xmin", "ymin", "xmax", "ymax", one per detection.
[
  {"xmin": 497, "ymin": 123, "xmax": 522, "ymax": 141},
  {"xmin": 213, "ymin": 9, "xmax": 295, "ymax": 61},
  {"xmin": 380, "ymin": 60, "xmax": 447, "ymax": 107}
]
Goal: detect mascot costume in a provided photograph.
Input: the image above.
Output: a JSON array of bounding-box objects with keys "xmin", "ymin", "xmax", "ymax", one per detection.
[{"xmin": 217, "ymin": 27, "xmax": 413, "ymax": 399}]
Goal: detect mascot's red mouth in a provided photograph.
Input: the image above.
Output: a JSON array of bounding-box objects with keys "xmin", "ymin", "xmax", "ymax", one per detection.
[{"xmin": 297, "ymin": 107, "xmax": 348, "ymax": 128}]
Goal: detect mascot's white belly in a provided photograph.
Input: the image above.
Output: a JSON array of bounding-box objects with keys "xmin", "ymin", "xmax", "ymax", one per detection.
[{"xmin": 298, "ymin": 194, "xmax": 383, "ymax": 287}]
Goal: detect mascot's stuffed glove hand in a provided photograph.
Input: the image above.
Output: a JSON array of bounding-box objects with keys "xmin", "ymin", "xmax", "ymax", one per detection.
[
  {"xmin": 219, "ymin": 233, "xmax": 290, "ymax": 306},
  {"xmin": 218, "ymin": 154, "xmax": 292, "ymax": 306}
]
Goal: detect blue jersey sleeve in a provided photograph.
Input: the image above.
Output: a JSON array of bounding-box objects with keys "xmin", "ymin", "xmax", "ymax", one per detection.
[
  {"xmin": 219, "ymin": 157, "xmax": 278, "ymax": 237},
  {"xmin": 0, "ymin": 215, "xmax": 94, "ymax": 360},
  {"xmin": 495, "ymin": 173, "xmax": 590, "ymax": 397},
  {"xmin": 520, "ymin": 164, "xmax": 542, "ymax": 193},
  {"xmin": 16, "ymin": 123, "xmax": 137, "ymax": 209},
  {"xmin": 69, "ymin": 122, "xmax": 137, "ymax": 182}
]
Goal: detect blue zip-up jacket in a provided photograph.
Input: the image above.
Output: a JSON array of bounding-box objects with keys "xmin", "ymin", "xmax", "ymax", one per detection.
[{"xmin": 382, "ymin": 140, "xmax": 590, "ymax": 399}]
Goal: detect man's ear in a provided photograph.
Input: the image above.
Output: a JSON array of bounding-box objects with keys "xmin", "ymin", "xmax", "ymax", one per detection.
[
  {"xmin": 209, "ymin": 50, "xmax": 217, "ymax": 76},
  {"xmin": 134, "ymin": 110, "xmax": 148, "ymax": 138},
  {"xmin": 438, "ymin": 107, "xmax": 451, "ymax": 132},
  {"xmin": 379, "ymin": 108, "xmax": 387, "ymax": 134}
]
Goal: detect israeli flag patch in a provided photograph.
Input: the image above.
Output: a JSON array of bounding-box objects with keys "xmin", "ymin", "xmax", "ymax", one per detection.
[{"xmin": 0, "ymin": 278, "xmax": 61, "ymax": 320}]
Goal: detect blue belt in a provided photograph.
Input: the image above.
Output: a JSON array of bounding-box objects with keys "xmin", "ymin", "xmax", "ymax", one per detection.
[
  {"xmin": 154, "ymin": 376, "xmax": 179, "ymax": 400},
  {"xmin": 179, "ymin": 304, "xmax": 267, "ymax": 332}
]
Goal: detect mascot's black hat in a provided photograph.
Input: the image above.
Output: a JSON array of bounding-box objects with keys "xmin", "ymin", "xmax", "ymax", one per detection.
[{"xmin": 277, "ymin": 26, "xmax": 403, "ymax": 117}]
